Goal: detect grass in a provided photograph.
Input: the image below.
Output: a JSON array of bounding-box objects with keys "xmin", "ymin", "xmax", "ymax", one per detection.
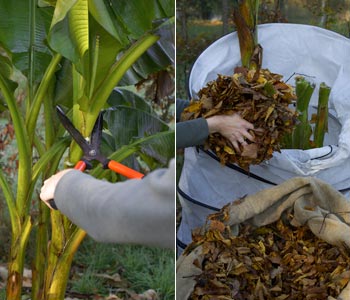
[
  {"xmin": 0, "ymin": 236, "xmax": 175, "ymax": 299},
  {"xmin": 70, "ymin": 237, "xmax": 175, "ymax": 299}
]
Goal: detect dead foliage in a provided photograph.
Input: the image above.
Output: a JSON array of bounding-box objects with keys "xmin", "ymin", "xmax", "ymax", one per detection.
[
  {"xmin": 187, "ymin": 215, "xmax": 350, "ymax": 300},
  {"xmin": 181, "ymin": 67, "xmax": 297, "ymax": 169}
]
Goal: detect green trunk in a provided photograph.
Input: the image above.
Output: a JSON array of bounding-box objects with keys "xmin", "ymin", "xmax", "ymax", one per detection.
[
  {"xmin": 31, "ymin": 202, "xmax": 49, "ymax": 300},
  {"xmin": 233, "ymin": 0, "xmax": 260, "ymax": 69},
  {"xmin": 43, "ymin": 229, "xmax": 86, "ymax": 300},
  {"xmin": 292, "ymin": 77, "xmax": 315, "ymax": 150},
  {"xmin": 314, "ymin": 82, "xmax": 331, "ymax": 148},
  {"xmin": 41, "ymin": 65, "xmax": 89, "ymax": 300},
  {"xmin": 6, "ymin": 218, "xmax": 32, "ymax": 300},
  {"xmin": 32, "ymin": 94, "xmax": 57, "ymax": 300}
]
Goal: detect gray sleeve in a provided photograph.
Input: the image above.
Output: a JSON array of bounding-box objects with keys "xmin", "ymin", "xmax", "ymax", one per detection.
[
  {"xmin": 54, "ymin": 159, "xmax": 175, "ymax": 249},
  {"xmin": 176, "ymin": 118, "xmax": 209, "ymax": 149},
  {"xmin": 176, "ymin": 99, "xmax": 190, "ymax": 122}
]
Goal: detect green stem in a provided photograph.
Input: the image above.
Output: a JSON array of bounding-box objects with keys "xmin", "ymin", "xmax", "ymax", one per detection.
[
  {"xmin": 31, "ymin": 137, "xmax": 70, "ymax": 187},
  {"xmin": 44, "ymin": 83, "xmax": 56, "ymax": 148},
  {"xmin": 0, "ymin": 73, "xmax": 31, "ymax": 214},
  {"xmin": 44, "ymin": 212, "xmax": 66, "ymax": 299},
  {"xmin": 28, "ymin": 0, "xmax": 36, "ymax": 107},
  {"xmin": 314, "ymin": 82, "xmax": 330, "ymax": 148},
  {"xmin": 88, "ymin": 33, "xmax": 159, "ymax": 125},
  {"xmin": 0, "ymin": 169, "xmax": 19, "ymax": 235},
  {"xmin": 27, "ymin": 53, "xmax": 62, "ymax": 143},
  {"xmin": 88, "ymin": 35, "xmax": 100, "ymax": 99},
  {"xmin": 34, "ymin": 133, "xmax": 46, "ymax": 157},
  {"xmin": 292, "ymin": 77, "xmax": 315, "ymax": 149},
  {"xmin": 46, "ymin": 228, "xmax": 86, "ymax": 300},
  {"xmin": 6, "ymin": 217, "xmax": 32, "ymax": 300},
  {"xmin": 31, "ymin": 200, "xmax": 49, "ymax": 300},
  {"xmin": 70, "ymin": 66, "xmax": 85, "ymax": 163}
]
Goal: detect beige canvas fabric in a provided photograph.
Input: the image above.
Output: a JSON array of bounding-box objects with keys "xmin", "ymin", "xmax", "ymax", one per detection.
[{"xmin": 177, "ymin": 177, "xmax": 350, "ymax": 300}]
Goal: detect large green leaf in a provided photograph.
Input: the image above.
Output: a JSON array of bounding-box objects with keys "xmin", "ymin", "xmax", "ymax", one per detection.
[
  {"xmin": 84, "ymin": 16, "xmax": 123, "ymax": 99},
  {"xmin": 156, "ymin": 0, "xmax": 175, "ymax": 17},
  {"xmin": 0, "ymin": 1, "xmax": 53, "ymax": 83},
  {"xmin": 119, "ymin": 19, "xmax": 174, "ymax": 85},
  {"xmin": 53, "ymin": 58, "xmax": 73, "ymax": 107},
  {"xmin": 107, "ymin": 88, "xmax": 153, "ymax": 112},
  {"xmin": 47, "ymin": 0, "xmax": 85, "ymax": 64},
  {"xmin": 109, "ymin": 0, "xmax": 174, "ymax": 39},
  {"xmin": 49, "ymin": 0, "xmax": 77, "ymax": 27},
  {"xmin": 119, "ymin": 31, "xmax": 174, "ymax": 86},
  {"xmin": 68, "ymin": 0, "xmax": 89, "ymax": 58},
  {"xmin": 103, "ymin": 105, "xmax": 168, "ymax": 149},
  {"xmin": 102, "ymin": 104, "xmax": 172, "ymax": 166},
  {"xmin": 0, "ymin": 54, "xmax": 18, "ymax": 95},
  {"xmin": 94, "ymin": 130, "xmax": 174, "ymax": 180},
  {"xmin": 88, "ymin": 0, "xmax": 128, "ymax": 45},
  {"xmin": 139, "ymin": 128, "xmax": 174, "ymax": 165}
]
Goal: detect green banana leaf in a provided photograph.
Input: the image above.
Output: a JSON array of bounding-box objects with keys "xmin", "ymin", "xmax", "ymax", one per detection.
[
  {"xmin": 0, "ymin": 1, "xmax": 53, "ymax": 85},
  {"xmin": 108, "ymin": 0, "xmax": 174, "ymax": 39},
  {"xmin": 107, "ymin": 88, "xmax": 153, "ymax": 113},
  {"xmin": 102, "ymin": 104, "xmax": 173, "ymax": 167},
  {"xmin": 95, "ymin": 130, "xmax": 174, "ymax": 180},
  {"xmin": 120, "ymin": 18, "xmax": 174, "ymax": 85},
  {"xmin": 53, "ymin": 58, "xmax": 73, "ymax": 107},
  {"xmin": 0, "ymin": 53, "xmax": 18, "ymax": 95}
]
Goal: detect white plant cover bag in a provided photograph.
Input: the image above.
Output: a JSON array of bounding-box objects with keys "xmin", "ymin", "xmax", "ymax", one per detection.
[{"xmin": 177, "ymin": 23, "xmax": 350, "ymax": 250}]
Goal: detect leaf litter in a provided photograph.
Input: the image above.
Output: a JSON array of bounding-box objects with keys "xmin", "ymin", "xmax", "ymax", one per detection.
[
  {"xmin": 186, "ymin": 213, "xmax": 350, "ymax": 300},
  {"xmin": 181, "ymin": 67, "xmax": 297, "ymax": 169}
]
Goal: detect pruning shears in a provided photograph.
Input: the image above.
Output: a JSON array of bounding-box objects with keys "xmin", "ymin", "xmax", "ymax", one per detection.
[{"xmin": 48, "ymin": 105, "xmax": 144, "ymax": 210}]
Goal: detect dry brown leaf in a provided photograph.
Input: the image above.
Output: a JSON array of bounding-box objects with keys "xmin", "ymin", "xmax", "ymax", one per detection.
[
  {"xmin": 241, "ymin": 143, "xmax": 258, "ymax": 159},
  {"xmin": 188, "ymin": 214, "xmax": 350, "ymax": 300},
  {"xmin": 182, "ymin": 67, "xmax": 297, "ymax": 169}
]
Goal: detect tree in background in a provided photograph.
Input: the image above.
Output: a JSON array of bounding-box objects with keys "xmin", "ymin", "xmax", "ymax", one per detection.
[{"xmin": 222, "ymin": 0, "xmax": 230, "ymax": 34}]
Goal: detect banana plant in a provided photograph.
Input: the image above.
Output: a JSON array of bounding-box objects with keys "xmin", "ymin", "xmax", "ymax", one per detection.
[
  {"xmin": 233, "ymin": 0, "xmax": 260, "ymax": 69},
  {"xmin": 0, "ymin": 0, "xmax": 174, "ymax": 299}
]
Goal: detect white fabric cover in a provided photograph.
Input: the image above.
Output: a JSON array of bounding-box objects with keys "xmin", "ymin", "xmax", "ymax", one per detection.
[{"xmin": 178, "ymin": 24, "xmax": 350, "ymax": 250}]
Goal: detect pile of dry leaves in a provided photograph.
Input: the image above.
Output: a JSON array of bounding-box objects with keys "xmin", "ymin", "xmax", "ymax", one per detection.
[
  {"xmin": 181, "ymin": 67, "xmax": 297, "ymax": 169},
  {"xmin": 187, "ymin": 215, "xmax": 350, "ymax": 300}
]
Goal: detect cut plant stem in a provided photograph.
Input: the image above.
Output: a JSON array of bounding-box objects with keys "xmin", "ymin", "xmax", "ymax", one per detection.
[
  {"xmin": 314, "ymin": 82, "xmax": 330, "ymax": 148},
  {"xmin": 292, "ymin": 77, "xmax": 315, "ymax": 150},
  {"xmin": 233, "ymin": 0, "xmax": 260, "ymax": 69}
]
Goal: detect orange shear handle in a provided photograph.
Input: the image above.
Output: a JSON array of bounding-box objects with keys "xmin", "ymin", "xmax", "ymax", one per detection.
[
  {"xmin": 107, "ymin": 160, "xmax": 144, "ymax": 179},
  {"xmin": 74, "ymin": 160, "xmax": 87, "ymax": 171}
]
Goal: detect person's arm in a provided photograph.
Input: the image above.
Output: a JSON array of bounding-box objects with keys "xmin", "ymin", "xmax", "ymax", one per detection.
[
  {"xmin": 176, "ymin": 99, "xmax": 210, "ymax": 148},
  {"xmin": 176, "ymin": 118, "xmax": 209, "ymax": 149},
  {"xmin": 40, "ymin": 160, "xmax": 175, "ymax": 249},
  {"xmin": 176, "ymin": 99, "xmax": 255, "ymax": 150}
]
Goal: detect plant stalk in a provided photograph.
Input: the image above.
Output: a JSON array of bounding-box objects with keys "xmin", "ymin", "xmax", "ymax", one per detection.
[
  {"xmin": 26, "ymin": 53, "xmax": 62, "ymax": 144},
  {"xmin": 233, "ymin": 0, "xmax": 260, "ymax": 69},
  {"xmin": 6, "ymin": 217, "xmax": 32, "ymax": 300},
  {"xmin": 45, "ymin": 229, "xmax": 86, "ymax": 300},
  {"xmin": 89, "ymin": 33, "xmax": 159, "ymax": 123},
  {"xmin": 314, "ymin": 82, "xmax": 330, "ymax": 148},
  {"xmin": 292, "ymin": 77, "xmax": 315, "ymax": 150}
]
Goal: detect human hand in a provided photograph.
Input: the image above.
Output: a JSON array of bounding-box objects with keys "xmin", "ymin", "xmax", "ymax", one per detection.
[
  {"xmin": 40, "ymin": 169, "xmax": 73, "ymax": 209},
  {"xmin": 206, "ymin": 114, "xmax": 255, "ymax": 153}
]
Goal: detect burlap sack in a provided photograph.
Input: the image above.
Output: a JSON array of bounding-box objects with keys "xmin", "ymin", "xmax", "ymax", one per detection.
[{"xmin": 176, "ymin": 177, "xmax": 350, "ymax": 300}]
